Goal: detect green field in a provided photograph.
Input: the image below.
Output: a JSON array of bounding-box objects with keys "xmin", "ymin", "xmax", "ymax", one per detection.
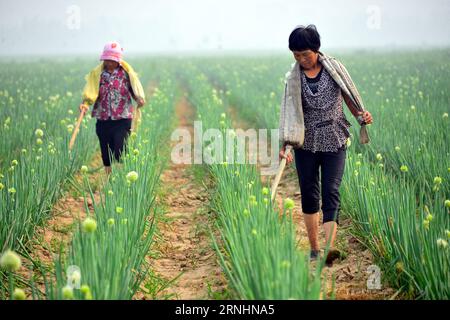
[{"xmin": 1, "ymin": 49, "xmax": 449, "ymax": 300}]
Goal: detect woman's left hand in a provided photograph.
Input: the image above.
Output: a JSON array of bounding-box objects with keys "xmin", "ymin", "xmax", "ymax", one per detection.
[{"xmin": 359, "ymin": 111, "xmax": 373, "ymax": 125}]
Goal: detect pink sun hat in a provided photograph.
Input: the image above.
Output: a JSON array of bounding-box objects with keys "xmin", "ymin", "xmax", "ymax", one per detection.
[{"xmin": 99, "ymin": 41, "xmax": 123, "ymax": 62}]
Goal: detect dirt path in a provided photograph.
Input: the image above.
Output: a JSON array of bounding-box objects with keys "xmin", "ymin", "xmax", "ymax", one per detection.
[
  {"xmin": 142, "ymin": 94, "xmax": 226, "ymax": 300},
  {"xmin": 274, "ymin": 166, "xmax": 398, "ymax": 299},
  {"xmin": 227, "ymin": 105, "xmax": 398, "ymax": 300},
  {"xmin": 16, "ymin": 152, "xmax": 105, "ymax": 296},
  {"xmin": 13, "ymin": 81, "xmax": 161, "ymax": 298},
  {"xmin": 16, "ymin": 80, "xmax": 159, "ymax": 296}
]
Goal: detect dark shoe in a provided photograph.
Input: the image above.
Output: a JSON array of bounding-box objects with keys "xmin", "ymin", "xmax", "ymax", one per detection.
[
  {"xmin": 310, "ymin": 250, "xmax": 320, "ymax": 262},
  {"xmin": 325, "ymin": 248, "xmax": 342, "ymax": 267}
]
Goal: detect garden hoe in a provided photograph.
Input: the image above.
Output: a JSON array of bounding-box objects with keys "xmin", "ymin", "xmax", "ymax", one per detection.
[{"xmin": 270, "ymin": 144, "xmax": 293, "ymax": 202}]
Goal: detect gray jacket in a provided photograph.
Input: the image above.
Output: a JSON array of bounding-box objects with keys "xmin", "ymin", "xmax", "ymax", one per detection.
[{"xmin": 279, "ymin": 51, "xmax": 370, "ymax": 148}]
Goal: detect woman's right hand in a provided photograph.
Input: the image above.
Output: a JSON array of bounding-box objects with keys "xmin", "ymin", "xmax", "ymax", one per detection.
[
  {"xmin": 79, "ymin": 103, "xmax": 89, "ymax": 113},
  {"xmin": 136, "ymin": 98, "xmax": 145, "ymax": 108},
  {"xmin": 279, "ymin": 145, "xmax": 293, "ymax": 165}
]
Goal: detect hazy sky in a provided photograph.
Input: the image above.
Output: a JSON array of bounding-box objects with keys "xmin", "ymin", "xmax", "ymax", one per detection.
[{"xmin": 0, "ymin": 0, "xmax": 449, "ymax": 55}]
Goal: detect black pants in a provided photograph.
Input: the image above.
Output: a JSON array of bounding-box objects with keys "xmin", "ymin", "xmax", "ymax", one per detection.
[
  {"xmin": 293, "ymin": 145, "xmax": 346, "ymax": 225},
  {"xmin": 95, "ymin": 118, "xmax": 132, "ymax": 167}
]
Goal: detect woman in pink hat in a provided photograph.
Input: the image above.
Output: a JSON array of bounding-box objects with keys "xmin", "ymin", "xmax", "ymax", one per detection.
[{"xmin": 79, "ymin": 41, "xmax": 145, "ymax": 174}]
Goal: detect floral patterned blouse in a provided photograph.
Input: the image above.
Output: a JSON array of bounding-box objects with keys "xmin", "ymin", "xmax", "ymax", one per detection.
[
  {"xmin": 92, "ymin": 66, "xmax": 136, "ymax": 120},
  {"xmin": 300, "ymin": 66, "xmax": 351, "ymax": 153}
]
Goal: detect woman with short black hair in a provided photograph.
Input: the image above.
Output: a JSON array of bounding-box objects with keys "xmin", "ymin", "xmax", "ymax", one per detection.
[
  {"xmin": 289, "ymin": 24, "xmax": 321, "ymax": 52},
  {"xmin": 279, "ymin": 24, "xmax": 373, "ymax": 266}
]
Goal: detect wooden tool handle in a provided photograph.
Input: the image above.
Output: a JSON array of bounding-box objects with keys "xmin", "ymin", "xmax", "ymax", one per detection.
[
  {"xmin": 69, "ymin": 107, "xmax": 86, "ymax": 150},
  {"xmin": 270, "ymin": 144, "xmax": 292, "ymax": 201}
]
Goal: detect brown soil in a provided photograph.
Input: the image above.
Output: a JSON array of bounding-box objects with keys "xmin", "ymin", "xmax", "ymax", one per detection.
[
  {"xmin": 10, "ymin": 80, "xmax": 397, "ymax": 300},
  {"xmin": 14, "ymin": 152, "xmax": 105, "ymax": 297},
  {"xmin": 274, "ymin": 165, "xmax": 398, "ymax": 299},
  {"xmin": 33, "ymin": 153, "xmax": 104, "ymax": 260},
  {"xmin": 138, "ymin": 94, "xmax": 226, "ymax": 300},
  {"xmin": 227, "ymin": 105, "xmax": 398, "ymax": 300},
  {"xmin": 11, "ymin": 80, "xmax": 159, "ymax": 298}
]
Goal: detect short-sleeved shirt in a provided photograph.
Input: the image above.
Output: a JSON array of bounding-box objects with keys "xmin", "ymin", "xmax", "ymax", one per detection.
[
  {"xmin": 92, "ymin": 66, "xmax": 135, "ymax": 120},
  {"xmin": 300, "ymin": 66, "xmax": 351, "ymax": 153}
]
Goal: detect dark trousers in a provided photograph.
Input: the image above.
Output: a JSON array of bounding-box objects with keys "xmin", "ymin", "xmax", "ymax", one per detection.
[
  {"xmin": 293, "ymin": 145, "xmax": 346, "ymax": 225},
  {"xmin": 95, "ymin": 118, "xmax": 132, "ymax": 167}
]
